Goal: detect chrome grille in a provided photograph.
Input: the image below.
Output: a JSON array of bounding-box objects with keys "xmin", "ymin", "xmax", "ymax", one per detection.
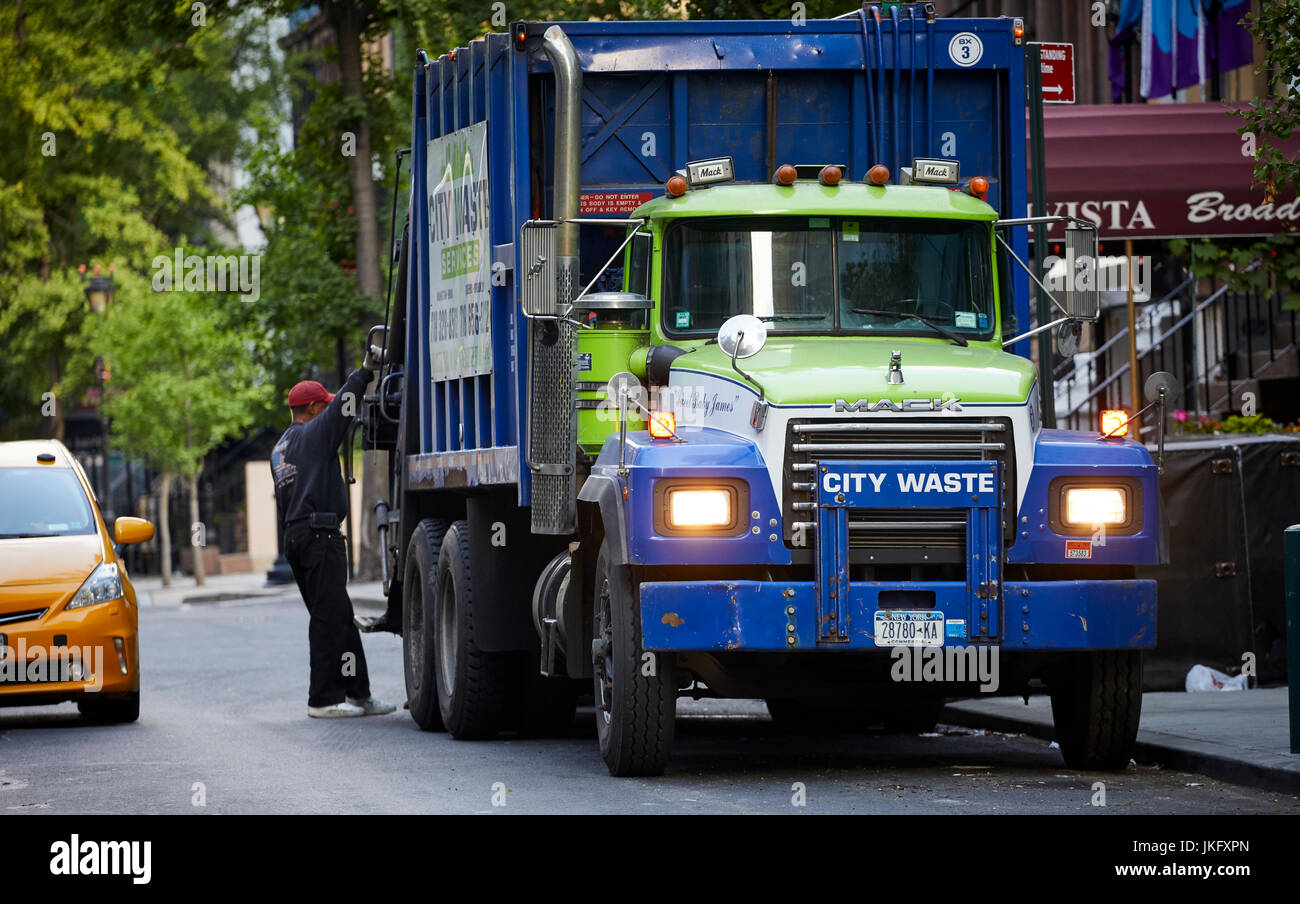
[
  {"xmin": 0, "ymin": 608, "xmax": 48, "ymax": 627},
  {"xmin": 783, "ymin": 417, "xmax": 1014, "ymax": 552}
]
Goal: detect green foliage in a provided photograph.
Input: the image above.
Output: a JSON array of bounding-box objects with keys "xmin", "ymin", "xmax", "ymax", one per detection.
[
  {"xmin": 687, "ymin": 0, "xmax": 849, "ymax": 20},
  {"xmin": 1174, "ymin": 410, "xmax": 1300, "ymax": 435},
  {"xmin": 94, "ymin": 276, "xmax": 273, "ymax": 477},
  {"xmin": 1233, "ymin": 0, "xmax": 1299, "ymax": 198},
  {"xmin": 0, "ymin": 269, "xmax": 100, "ymax": 430},
  {"xmin": 1168, "ymin": 233, "xmax": 1300, "ymax": 311},
  {"xmin": 0, "ymin": 2, "xmax": 278, "ymax": 434}
]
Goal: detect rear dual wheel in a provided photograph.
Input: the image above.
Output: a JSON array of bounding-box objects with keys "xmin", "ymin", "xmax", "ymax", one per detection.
[{"xmin": 402, "ymin": 519, "xmax": 449, "ymax": 731}]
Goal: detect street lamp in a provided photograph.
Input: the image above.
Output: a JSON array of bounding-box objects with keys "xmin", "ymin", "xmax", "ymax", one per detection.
[{"xmin": 80, "ymin": 264, "xmax": 116, "ymax": 510}]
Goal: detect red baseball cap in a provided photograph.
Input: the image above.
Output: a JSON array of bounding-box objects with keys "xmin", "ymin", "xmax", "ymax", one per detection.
[{"xmin": 287, "ymin": 380, "xmax": 334, "ymax": 407}]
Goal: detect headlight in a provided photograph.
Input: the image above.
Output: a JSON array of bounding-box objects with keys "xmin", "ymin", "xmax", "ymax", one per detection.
[
  {"xmin": 67, "ymin": 562, "xmax": 123, "ymax": 610},
  {"xmin": 654, "ymin": 480, "xmax": 747, "ymax": 536},
  {"xmin": 1063, "ymin": 487, "xmax": 1127, "ymax": 526},
  {"xmin": 667, "ymin": 488, "xmax": 733, "ymax": 529}
]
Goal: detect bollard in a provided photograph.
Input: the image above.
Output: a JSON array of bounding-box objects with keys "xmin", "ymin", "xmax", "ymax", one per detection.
[{"xmin": 1288, "ymin": 525, "xmax": 1300, "ymax": 754}]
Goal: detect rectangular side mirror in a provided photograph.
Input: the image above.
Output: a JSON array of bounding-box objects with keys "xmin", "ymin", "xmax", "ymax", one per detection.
[
  {"xmin": 1063, "ymin": 223, "xmax": 1100, "ymax": 322},
  {"xmin": 520, "ymin": 220, "xmax": 558, "ymax": 318}
]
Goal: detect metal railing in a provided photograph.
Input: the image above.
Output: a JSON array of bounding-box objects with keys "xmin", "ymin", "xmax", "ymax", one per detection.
[{"xmin": 1059, "ymin": 265, "xmax": 1295, "ymax": 433}]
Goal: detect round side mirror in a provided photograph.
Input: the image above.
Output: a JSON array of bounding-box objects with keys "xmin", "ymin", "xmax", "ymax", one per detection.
[
  {"xmin": 1144, "ymin": 371, "xmax": 1179, "ymax": 404},
  {"xmin": 606, "ymin": 371, "xmax": 646, "ymax": 410},
  {"xmin": 1056, "ymin": 321, "xmax": 1082, "ymax": 357},
  {"xmin": 717, "ymin": 314, "xmax": 767, "ymax": 359}
]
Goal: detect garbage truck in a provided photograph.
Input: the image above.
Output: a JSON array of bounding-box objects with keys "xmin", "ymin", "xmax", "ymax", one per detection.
[{"xmin": 359, "ymin": 4, "xmax": 1163, "ymax": 776}]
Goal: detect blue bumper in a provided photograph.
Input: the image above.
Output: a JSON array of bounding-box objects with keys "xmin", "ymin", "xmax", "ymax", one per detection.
[{"xmin": 640, "ymin": 579, "xmax": 1157, "ymax": 652}]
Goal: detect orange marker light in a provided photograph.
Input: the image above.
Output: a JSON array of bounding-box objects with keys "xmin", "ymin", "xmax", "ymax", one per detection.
[
  {"xmin": 867, "ymin": 164, "xmax": 890, "ymax": 186},
  {"xmin": 969, "ymin": 176, "xmax": 989, "ymax": 199},
  {"xmin": 666, "ymin": 175, "xmax": 688, "ymax": 197},
  {"xmin": 1015, "ymin": 22, "xmax": 1025, "ymax": 40},
  {"xmin": 1100, "ymin": 410, "xmax": 1130, "ymax": 437},
  {"xmin": 648, "ymin": 411, "xmax": 676, "ymax": 438},
  {"xmin": 819, "ymin": 165, "xmax": 843, "ymax": 186},
  {"xmin": 773, "ymin": 164, "xmax": 798, "ymax": 186}
]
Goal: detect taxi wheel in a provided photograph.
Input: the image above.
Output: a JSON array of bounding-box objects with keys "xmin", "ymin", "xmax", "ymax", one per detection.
[
  {"xmin": 592, "ymin": 539, "xmax": 675, "ymax": 776},
  {"xmin": 403, "ymin": 519, "xmax": 449, "ymax": 732},
  {"xmin": 78, "ymin": 692, "xmax": 139, "ymax": 724},
  {"xmin": 1050, "ymin": 650, "xmax": 1143, "ymax": 770}
]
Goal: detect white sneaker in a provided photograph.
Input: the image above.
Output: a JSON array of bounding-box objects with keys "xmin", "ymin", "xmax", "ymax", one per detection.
[
  {"xmin": 308, "ymin": 701, "xmax": 366, "ymax": 718},
  {"xmin": 346, "ymin": 695, "xmax": 397, "ymax": 716}
]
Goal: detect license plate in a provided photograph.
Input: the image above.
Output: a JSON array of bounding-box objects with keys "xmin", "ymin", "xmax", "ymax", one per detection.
[{"xmin": 873, "ymin": 610, "xmax": 944, "ymax": 647}]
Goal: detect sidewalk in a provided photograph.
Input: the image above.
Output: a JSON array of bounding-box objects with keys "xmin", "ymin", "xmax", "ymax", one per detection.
[
  {"xmin": 944, "ymin": 688, "xmax": 1300, "ymax": 795},
  {"xmin": 132, "ymin": 571, "xmax": 389, "ymax": 609}
]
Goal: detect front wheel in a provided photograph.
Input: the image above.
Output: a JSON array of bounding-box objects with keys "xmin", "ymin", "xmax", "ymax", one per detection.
[
  {"xmin": 592, "ymin": 540, "xmax": 675, "ymax": 776},
  {"xmin": 78, "ymin": 691, "xmax": 139, "ymax": 724},
  {"xmin": 1050, "ymin": 650, "xmax": 1143, "ymax": 770}
]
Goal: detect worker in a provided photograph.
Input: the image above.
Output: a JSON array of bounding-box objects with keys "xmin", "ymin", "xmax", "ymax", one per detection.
[{"xmin": 271, "ymin": 346, "xmax": 396, "ymax": 718}]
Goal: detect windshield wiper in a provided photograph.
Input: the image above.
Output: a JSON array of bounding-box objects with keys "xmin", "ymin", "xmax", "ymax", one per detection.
[
  {"xmin": 757, "ymin": 313, "xmax": 828, "ymax": 322},
  {"xmin": 0, "ymin": 532, "xmax": 60, "ymax": 539},
  {"xmin": 849, "ymin": 308, "xmax": 969, "ymax": 347}
]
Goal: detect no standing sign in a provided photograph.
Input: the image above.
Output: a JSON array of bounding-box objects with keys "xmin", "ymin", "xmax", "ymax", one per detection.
[{"xmin": 1036, "ymin": 42, "xmax": 1076, "ymax": 104}]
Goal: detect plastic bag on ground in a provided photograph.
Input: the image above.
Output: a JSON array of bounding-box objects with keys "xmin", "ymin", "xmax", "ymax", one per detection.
[{"xmin": 1184, "ymin": 664, "xmax": 1247, "ymax": 692}]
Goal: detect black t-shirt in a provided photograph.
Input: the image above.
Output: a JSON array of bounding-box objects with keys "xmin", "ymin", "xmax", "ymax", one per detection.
[{"xmin": 271, "ymin": 368, "xmax": 371, "ymax": 527}]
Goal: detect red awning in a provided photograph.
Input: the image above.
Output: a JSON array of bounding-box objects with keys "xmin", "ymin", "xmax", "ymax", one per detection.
[{"xmin": 1037, "ymin": 102, "xmax": 1300, "ymax": 241}]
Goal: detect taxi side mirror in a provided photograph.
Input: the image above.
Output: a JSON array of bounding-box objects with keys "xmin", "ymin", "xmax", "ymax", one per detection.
[{"xmin": 114, "ymin": 516, "xmax": 155, "ymax": 546}]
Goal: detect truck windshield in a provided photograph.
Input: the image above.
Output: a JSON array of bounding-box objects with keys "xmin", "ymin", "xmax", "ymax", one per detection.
[
  {"xmin": 662, "ymin": 215, "xmax": 994, "ymax": 339},
  {"xmin": 0, "ymin": 468, "xmax": 97, "ymax": 538}
]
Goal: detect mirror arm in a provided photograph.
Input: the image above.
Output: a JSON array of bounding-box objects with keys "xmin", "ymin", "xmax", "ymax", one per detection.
[
  {"xmin": 995, "ymin": 231, "xmax": 1071, "ymax": 320},
  {"xmin": 729, "ymin": 333, "xmax": 767, "ymax": 402},
  {"xmin": 1001, "ymin": 314, "xmax": 1073, "ymax": 349},
  {"xmin": 570, "ymin": 223, "xmax": 646, "ymax": 308}
]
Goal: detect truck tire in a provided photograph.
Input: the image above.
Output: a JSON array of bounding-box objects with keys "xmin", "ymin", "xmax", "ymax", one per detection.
[
  {"xmin": 403, "ymin": 519, "xmax": 449, "ymax": 732},
  {"xmin": 434, "ymin": 520, "xmax": 511, "ymax": 739},
  {"xmin": 1050, "ymin": 650, "xmax": 1143, "ymax": 770},
  {"xmin": 592, "ymin": 540, "xmax": 675, "ymax": 776}
]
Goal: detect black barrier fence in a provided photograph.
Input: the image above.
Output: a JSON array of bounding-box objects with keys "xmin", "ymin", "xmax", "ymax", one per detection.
[{"xmin": 1139, "ymin": 434, "xmax": 1300, "ymax": 690}]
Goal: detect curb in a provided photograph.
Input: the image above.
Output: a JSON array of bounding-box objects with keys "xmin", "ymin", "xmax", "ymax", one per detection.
[{"xmin": 942, "ymin": 702, "xmax": 1300, "ymax": 796}]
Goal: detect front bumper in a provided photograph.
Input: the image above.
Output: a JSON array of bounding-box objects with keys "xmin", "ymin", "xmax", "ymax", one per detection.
[
  {"xmin": 0, "ymin": 599, "xmax": 138, "ymax": 703},
  {"xmin": 640, "ymin": 579, "xmax": 1156, "ymax": 652}
]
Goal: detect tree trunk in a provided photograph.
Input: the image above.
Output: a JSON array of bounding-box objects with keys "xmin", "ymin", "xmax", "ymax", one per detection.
[
  {"xmin": 188, "ymin": 472, "xmax": 205, "ymax": 586},
  {"xmin": 159, "ymin": 471, "xmax": 173, "ymax": 587},
  {"xmin": 332, "ymin": 1, "xmax": 383, "ymax": 299}
]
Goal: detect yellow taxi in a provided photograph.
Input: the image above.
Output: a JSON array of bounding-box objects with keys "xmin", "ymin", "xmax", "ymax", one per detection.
[{"xmin": 0, "ymin": 440, "xmax": 153, "ymax": 722}]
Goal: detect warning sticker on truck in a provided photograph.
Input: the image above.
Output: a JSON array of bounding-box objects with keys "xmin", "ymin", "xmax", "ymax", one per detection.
[
  {"xmin": 580, "ymin": 192, "xmax": 652, "ymax": 215},
  {"xmin": 1065, "ymin": 540, "xmax": 1093, "ymax": 559}
]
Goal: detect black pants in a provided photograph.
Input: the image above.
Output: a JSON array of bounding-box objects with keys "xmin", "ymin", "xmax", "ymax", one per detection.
[{"xmin": 284, "ymin": 522, "xmax": 370, "ymax": 707}]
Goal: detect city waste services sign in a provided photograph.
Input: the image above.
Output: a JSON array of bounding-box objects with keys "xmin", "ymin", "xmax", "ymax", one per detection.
[{"xmin": 427, "ymin": 121, "xmax": 492, "ymax": 381}]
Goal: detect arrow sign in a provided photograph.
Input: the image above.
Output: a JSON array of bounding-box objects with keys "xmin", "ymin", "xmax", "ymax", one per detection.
[{"xmin": 1035, "ymin": 42, "xmax": 1075, "ymax": 104}]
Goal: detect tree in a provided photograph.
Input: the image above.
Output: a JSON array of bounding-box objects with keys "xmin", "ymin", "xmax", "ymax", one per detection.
[
  {"xmin": 0, "ymin": 1, "xmax": 277, "ymax": 437},
  {"xmin": 95, "ymin": 278, "xmax": 272, "ymax": 585},
  {"xmin": 1234, "ymin": 0, "xmax": 1300, "ymax": 199}
]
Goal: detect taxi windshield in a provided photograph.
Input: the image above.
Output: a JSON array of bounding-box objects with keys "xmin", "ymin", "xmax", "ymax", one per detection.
[
  {"xmin": 0, "ymin": 468, "xmax": 97, "ymax": 538},
  {"xmin": 661, "ymin": 215, "xmax": 994, "ymax": 340}
]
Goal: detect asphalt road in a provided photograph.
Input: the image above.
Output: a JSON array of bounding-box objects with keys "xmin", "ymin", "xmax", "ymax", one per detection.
[{"xmin": 0, "ymin": 595, "xmax": 1295, "ymax": 815}]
